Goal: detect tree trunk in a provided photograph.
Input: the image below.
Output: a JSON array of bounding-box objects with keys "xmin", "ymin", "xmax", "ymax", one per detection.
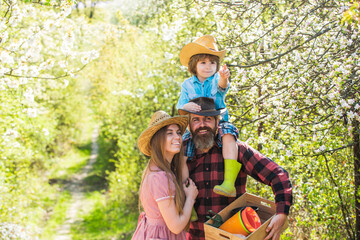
[
  {"xmin": 353, "ymin": 119, "xmax": 360, "ymax": 239},
  {"xmin": 257, "ymin": 86, "xmax": 263, "ymax": 151}
]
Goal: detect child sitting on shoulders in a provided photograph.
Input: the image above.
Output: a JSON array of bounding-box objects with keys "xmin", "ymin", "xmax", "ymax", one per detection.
[{"xmin": 177, "ymin": 35, "xmax": 241, "ymax": 197}]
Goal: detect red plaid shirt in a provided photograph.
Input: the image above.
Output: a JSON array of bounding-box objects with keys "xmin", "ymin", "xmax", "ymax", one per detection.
[{"xmin": 185, "ymin": 140, "xmax": 293, "ymax": 240}]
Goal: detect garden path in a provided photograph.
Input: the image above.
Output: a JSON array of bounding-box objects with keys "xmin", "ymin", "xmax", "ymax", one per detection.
[{"xmin": 54, "ymin": 128, "xmax": 99, "ymax": 240}]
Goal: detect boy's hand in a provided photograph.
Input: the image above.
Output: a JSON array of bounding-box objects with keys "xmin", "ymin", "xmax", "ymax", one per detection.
[
  {"xmin": 219, "ymin": 64, "xmax": 230, "ymax": 81},
  {"xmin": 183, "ymin": 102, "xmax": 201, "ymax": 112}
]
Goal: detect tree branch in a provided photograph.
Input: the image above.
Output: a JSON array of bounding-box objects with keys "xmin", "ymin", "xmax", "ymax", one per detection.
[{"xmin": 228, "ymin": 26, "xmax": 333, "ymax": 69}]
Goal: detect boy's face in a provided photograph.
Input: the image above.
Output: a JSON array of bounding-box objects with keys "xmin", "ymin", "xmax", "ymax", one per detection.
[{"xmin": 196, "ymin": 57, "xmax": 217, "ymax": 81}]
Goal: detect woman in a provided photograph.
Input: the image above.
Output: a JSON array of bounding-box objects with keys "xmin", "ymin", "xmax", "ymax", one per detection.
[{"xmin": 132, "ymin": 110, "xmax": 198, "ymax": 240}]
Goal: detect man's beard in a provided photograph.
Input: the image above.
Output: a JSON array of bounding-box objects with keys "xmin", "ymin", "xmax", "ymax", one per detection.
[{"xmin": 190, "ymin": 125, "xmax": 217, "ymax": 150}]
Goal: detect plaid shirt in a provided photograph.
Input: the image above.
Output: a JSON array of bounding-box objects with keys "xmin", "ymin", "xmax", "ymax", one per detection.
[{"xmin": 184, "ymin": 138, "xmax": 293, "ymax": 240}]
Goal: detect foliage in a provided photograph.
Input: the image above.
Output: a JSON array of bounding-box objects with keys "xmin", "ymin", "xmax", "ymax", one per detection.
[
  {"xmin": 126, "ymin": 0, "xmax": 360, "ymax": 238},
  {"xmin": 84, "ymin": 11, "xmax": 184, "ymax": 212},
  {"xmin": 1, "ymin": 0, "xmax": 359, "ymax": 239},
  {"xmin": 342, "ymin": 1, "xmax": 360, "ymax": 27},
  {"xmin": 0, "ymin": 0, "xmax": 99, "ymax": 238}
]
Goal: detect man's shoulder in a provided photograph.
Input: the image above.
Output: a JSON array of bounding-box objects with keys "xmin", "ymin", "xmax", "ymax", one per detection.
[{"xmin": 183, "ymin": 130, "xmax": 192, "ymax": 142}]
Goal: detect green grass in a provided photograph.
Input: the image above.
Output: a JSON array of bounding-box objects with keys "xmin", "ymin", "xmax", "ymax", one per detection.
[
  {"xmin": 40, "ymin": 139, "xmax": 93, "ymax": 239},
  {"xmin": 40, "ymin": 190, "xmax": 72, "ymax": 240},
  {"xmin": 50, "ymin": 145, "xmax": 92, "ymax": 180},
  {"xmin": 70, "ymin": 134, "xmax": 138, "ymax": 240},
  {"xmin": 40, "ymin": 126, "xmax": 139, "ymax": 240},
  {"xmin": 71, "ymin": 192, "xmax": 138, "ymax": 240}
]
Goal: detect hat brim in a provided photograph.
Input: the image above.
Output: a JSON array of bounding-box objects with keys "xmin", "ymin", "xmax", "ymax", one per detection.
[
  {"xmin": 137, "ymin": 115, "xmax": 189, "ymax": 157},
  {"xmin": 178, "ymin": 108, "xmax": 225, "ymax": 117},
  {"xmin": 179, "ymin": 42, "xmax": 226, "ymax": 66}
]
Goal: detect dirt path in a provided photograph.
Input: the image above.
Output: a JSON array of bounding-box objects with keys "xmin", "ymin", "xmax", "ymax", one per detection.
[{"xmin": 54, "ymin": 128, "xmax": 99, "ymax": 240}]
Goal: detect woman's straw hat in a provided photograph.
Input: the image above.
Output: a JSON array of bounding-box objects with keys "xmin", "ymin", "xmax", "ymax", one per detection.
[
  {"xmin": 138, "ymin": 111, "xmax": 188, "ymax": 156},
  {"xmin": 179, "ymin": 35, "xmax": 226, "ymax": 66}
]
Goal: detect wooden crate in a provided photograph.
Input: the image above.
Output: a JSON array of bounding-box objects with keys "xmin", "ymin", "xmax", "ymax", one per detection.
[{"xmin": 204, "ymin": 192, "xmax": 288, "ymax": 240}]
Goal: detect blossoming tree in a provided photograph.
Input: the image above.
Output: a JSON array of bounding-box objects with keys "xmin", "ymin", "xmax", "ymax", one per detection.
[
  {"xmin": 0, "ymin": 0, "xmax": 99, "ymax": 237},
  {"xmin": 130, "ymin": 0, "xmax": 360, "ymax": 238}
]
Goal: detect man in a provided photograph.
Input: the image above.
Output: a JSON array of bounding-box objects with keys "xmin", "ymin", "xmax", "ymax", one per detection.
[{"xmin": 178, "ymin": 97, "xmax": 293, "ymax": 240}]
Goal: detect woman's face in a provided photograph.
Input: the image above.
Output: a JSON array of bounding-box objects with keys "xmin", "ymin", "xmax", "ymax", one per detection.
[{"xmin": 164, "ymin": 124, "xmax": 182, "ymax": 162}]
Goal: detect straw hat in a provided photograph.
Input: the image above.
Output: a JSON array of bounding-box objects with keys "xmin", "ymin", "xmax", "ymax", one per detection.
[
  {"xmin": 178, "ymin": 97, "xmax": 225, "ymax": 116},
  {"xmin": 138, "ymin": 111, "xmax": 189, "ymax": 156},
  {"xmin": 179, "ymin": 35, "xmax": 226, "ymax": 66}
]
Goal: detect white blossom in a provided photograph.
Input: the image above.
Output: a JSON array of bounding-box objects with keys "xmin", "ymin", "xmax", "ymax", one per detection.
[
  {"xmin": 348, "ymin": 111, "xmax": 355, "ymax": 120},
  {"xmin": 26, "ymin": 108, "xmax": 38, "ymax": 118},
  {"xmin": 24, "ymin": 88, "xmax": 35, "ymax": 103},
  {"xmin": 42, "ymin": 128, "xmax": 49, "ymax": 136},
  {"xmin": 119, "ymin": 90, "xmax": 132, "ymax": 96},
  {"xmin": 340, "ymin": 99, "xmax": 350, "ymax": 109},
  {"xmin": 334, "ymin": 106, "xmax": 342, "ymax": 117},
  {"xmin": 164, "ymin": 52, "xmax": 174, "ymax": 60},
  {"xmin": 348, "ymin": 99, "xmax": 355, "ymax": 105},
  {"xmin": 5, "ymin": 78, "xmax": 19, "ymax": 89},
  {"xmin": 286, "ymin": 150, "xmax": 293, "ymax": 157},
  {"xmin": 81, "ymin": 55, "xmax": 90, "ymax": 65},
  {"xmin": 63, "ymin": 79, "xmax": 69, "ymax": 88},
  {"xmin": 0, "ymin": 51, "xmax": 14, "ymax": 65}
]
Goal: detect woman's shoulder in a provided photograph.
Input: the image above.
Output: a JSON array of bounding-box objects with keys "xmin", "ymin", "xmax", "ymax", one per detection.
[
  {"xmin": 145, "ymin": 168, "xmax": 176, "ymax": 198},
  {"xmin": 147, "ymin": 167, "xmax": 169, "ymax": 183}
]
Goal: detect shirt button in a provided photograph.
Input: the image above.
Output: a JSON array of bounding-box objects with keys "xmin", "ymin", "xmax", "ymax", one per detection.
[
  {"xmin": 206, "ymin": 182, "xmax": 209, "ymax": 185},
  {"xmin": 206, "ymin": 168, "xmax": 209, "ymax": 171}
]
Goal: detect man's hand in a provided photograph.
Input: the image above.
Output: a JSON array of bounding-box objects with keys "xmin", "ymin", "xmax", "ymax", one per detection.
[{"xmin": 264, "ymin": 214, "xmax": 287, "ymax": 240}]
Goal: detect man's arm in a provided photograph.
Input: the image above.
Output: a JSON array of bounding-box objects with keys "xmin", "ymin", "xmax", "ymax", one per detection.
[
  {"xmin": 238, "ymin": 141, "xmax": 293, "ymax": 214},
  {"xmin": 238, "ymin": 141, "xmax": 292, "ymax": 238}
]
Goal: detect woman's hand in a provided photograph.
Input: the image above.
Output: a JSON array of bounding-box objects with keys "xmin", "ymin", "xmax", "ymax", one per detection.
[{"xmin": 184, "ymin": 178, "xmax": 198, "ymax": 201}]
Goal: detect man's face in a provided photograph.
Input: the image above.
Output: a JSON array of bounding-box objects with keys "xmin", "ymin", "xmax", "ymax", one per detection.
[{"xmin": 189, "ymin": 114, "xmax": 218, "ymax": 150}]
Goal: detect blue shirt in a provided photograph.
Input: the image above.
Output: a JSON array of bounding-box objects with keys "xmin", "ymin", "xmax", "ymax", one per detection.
[{"xmin": 176, "ymin": 73, "xmax": 230, "ymax": 121}]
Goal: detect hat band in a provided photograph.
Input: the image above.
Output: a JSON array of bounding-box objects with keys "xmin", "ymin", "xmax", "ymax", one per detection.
[
  {"xmin": 198, "ymin": 109, "xmax": 218, "ymax": 112},
  {"xmin": 149, "ymin": 116, "xmax": 170, "ymax": 127}
]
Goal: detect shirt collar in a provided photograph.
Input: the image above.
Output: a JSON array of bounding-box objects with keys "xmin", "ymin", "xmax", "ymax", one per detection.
[{"xmin": 191, "ymin": 75, "xmax": 214, "ymax": 84}]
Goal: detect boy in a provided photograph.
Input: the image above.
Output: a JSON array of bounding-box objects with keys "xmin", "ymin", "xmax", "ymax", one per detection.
[{"xmin": 177, "ymin": 35, "xmax": 240, "ymax": 197}]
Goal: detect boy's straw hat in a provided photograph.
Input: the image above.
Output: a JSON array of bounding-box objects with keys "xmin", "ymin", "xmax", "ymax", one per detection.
[
  {"xmin": 179, "ymin": 35, "xmax": 226, "ymax": 66},
  {"xmin": 138, "ymin": 111, "xmax": 188, "ymax": 156}
]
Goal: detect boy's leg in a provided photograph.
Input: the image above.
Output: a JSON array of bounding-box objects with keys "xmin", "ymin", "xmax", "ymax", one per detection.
[
  {"xmin": 213, "ymin": 134, "xmax": 241, "ymax": 197},
  {"xmin": 222, "ymin": 133, "xmax": 238, "ymax": 161}
]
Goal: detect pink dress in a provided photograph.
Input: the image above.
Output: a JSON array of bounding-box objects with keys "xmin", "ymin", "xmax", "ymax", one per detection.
[{"xmin": 131, "ymin": 166, "xmax": 186, "ymax": 240}]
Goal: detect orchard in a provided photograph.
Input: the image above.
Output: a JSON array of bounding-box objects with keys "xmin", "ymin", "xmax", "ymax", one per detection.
[{"xmin": 0, "ymin": 0, "xmax": 359, "ymax": 239}]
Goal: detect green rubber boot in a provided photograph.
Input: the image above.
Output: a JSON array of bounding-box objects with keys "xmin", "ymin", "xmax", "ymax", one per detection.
[
  {"xmin": 190, "ymin": 207, "xmax": 198, "ymax": 222},
  {"xmin": 213, "ymin": 159, "xmax": 242, "ymax": 197}
]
